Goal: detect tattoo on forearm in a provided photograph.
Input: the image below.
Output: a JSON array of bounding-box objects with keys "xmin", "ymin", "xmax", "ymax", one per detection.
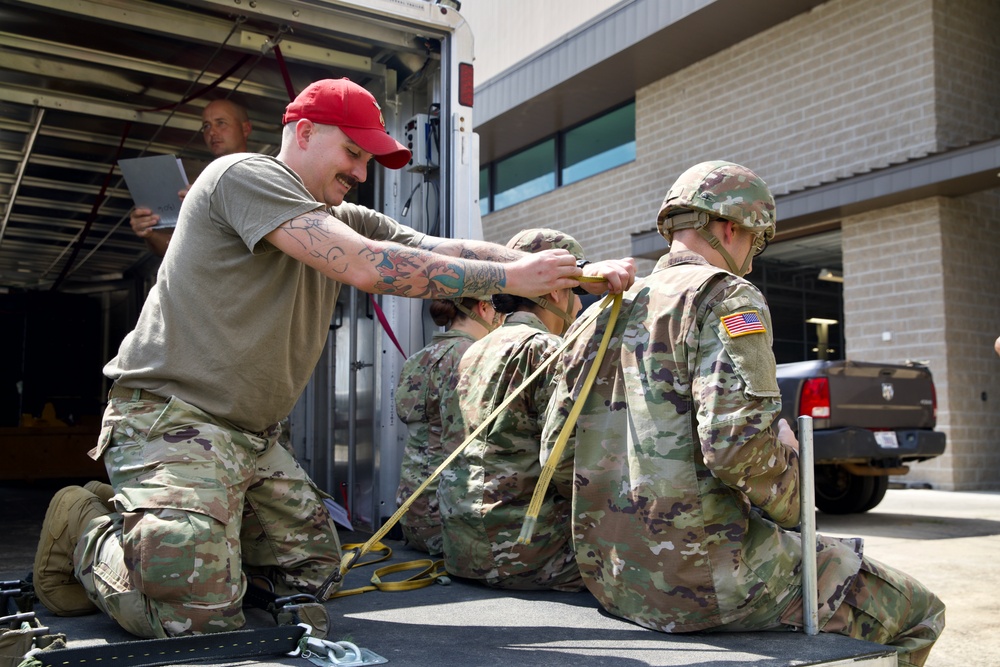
[
  {"xmin": 279, "ymin": 212, "xmax": 511, "ymax": 296},
  {"xmin": 363, "ymin": 244, "xmax": 508, "ymax": 298},
  {"xmin": 420, "ymin": 237, "xmax": 521, "ymax": 262}
]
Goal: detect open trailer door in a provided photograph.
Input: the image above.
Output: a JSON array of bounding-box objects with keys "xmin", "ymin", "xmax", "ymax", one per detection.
[{"xmin": 0, "ymin": 0, "xmax": 481, "ymax": 529}]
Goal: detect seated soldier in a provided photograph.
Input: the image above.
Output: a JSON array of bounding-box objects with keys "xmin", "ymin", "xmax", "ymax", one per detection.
[
  {"xmin": 437, "ymin": 229, "xmax": 604, "ymax": 592},
  {"xmin": 540, "ymin": 161, "xmax": 945, "ymax": 667}
]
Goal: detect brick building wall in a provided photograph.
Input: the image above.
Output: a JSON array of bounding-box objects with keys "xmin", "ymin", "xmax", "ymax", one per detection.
[
  {"xmin": 844, "ymin": 195, "xmax": 1000, "ymax": 489},
  {"xmin": 479, "ymin": 0, "xmax": 1000, "ymax": 488}
]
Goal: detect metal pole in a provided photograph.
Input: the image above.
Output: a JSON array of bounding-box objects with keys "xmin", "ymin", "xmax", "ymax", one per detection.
[{"xmin": 798, "ymin": 414, "xmax": 819, "ymax": 635}]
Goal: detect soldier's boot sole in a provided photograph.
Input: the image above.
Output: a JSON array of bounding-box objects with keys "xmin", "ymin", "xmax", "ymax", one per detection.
[{"xmin": 33, "ymin": 486, "xmax": 111, "ymax": 616}]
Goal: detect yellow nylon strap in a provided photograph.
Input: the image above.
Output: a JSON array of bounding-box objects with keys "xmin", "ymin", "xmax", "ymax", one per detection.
[
  {"xmin": 331, "ymin": 556, "xmax": 448, "ymax": 598},
  {"xmin": 518, "ymin": 292, "xmax": 621, "ymax": 544},
  {"xmin": 338, "ymin": 277, "xmax": 612, "ymax": 577}
]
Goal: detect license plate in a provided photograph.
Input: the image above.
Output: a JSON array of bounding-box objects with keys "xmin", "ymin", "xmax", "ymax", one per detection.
[{"xmin": 874, "ymin": 431, "xmax": 899, "ymax": 449}]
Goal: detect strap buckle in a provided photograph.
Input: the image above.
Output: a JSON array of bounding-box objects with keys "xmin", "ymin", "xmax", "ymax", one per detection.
[
  {"xmin": 269, "ymin": 593, "xmax": 330, "ymax": 640},
  {"xmin": 287, "ymin": 624, "xmax": 387, "ymax": 667}
]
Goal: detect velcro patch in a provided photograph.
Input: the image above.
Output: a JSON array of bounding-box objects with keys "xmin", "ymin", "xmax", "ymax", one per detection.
[{"xmin": 721, "ymin": 310, "xmax": 766, "ymax": 338}]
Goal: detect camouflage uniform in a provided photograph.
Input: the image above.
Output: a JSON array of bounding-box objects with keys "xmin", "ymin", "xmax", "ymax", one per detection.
[
  {"xmin": 395, "ymin": 329, "xmax": 477, "ymax": 555},
  {"xmin": 74, "ymin": 154, "xmax": 424, "ymax": 638},
  {"xmin": 540, "ymin": 250, "xmax": 944, "ymax": 666},
  {"xmin": 437, "ymin": 311, "xmax": 582, "ymax": 591},
  {"xmin": 79, "ymin": 392, "xmax": 339, "ymax": 638}
]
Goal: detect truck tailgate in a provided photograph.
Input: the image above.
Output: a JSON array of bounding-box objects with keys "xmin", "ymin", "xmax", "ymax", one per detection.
[{"xmin": 825, "ymin": 362, "xmax": 935, "ymax": 430}]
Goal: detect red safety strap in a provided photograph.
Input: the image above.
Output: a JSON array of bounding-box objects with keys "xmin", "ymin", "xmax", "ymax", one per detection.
[
  {"xmin": 139, "ymin": 55, "xmax": 253, "ymax": 113},
  {"xmin": 271, "ymin": 45, "xmax": 297, "ymax": 102},
  {"xmin": 370, "ymin": 294, "xmax": 407, "ymax": 358},
  {"xmin": 50, "ymin": 123, "xmax": 132, "ymax": 291},
  {"xmin": 271, "ymin": 45, "xmax": 407, "ymax": 359}
]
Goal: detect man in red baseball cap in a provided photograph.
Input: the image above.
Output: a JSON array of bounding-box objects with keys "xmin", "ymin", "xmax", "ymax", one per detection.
[
  {"xmin": 282, "ymin": 77, "xmax": 410, "ymax": 169},
  {"xmin": 38, "ymin": 76, "xmax": 636, "ymax": 639}
]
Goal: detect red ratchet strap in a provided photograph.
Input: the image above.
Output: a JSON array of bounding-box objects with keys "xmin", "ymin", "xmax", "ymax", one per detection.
[
  {"xmin": 272, "ymin": 44, "xmax": 407, "ymax": 359},
  {"xmin": 139, "ymin": 54, "xmax": 253, "ymax": 113},
  {"xmin": 271, "ymin": 45, "xmax": 297, "ymax": 102},
  {"xmin": 50, "ymin": 123, "xmax": 132, "ymax": 291}
]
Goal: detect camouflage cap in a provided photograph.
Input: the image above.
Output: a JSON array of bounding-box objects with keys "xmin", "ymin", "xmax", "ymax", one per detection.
[
  {"xmin": 506, "ymin": 228, "xmax": 586, "ymax": 261},
  {"xmin": 656, "ymin": 161, "xmax": 776, "ymax": 242}
]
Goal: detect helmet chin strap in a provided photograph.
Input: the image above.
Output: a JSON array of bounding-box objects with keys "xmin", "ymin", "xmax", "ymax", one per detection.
[
  {"xmin": 454, "ymin": 301, "xmax": 497, "ymax": 333},
  {"xmin": 531, "ymin": 290, "xmax": 575, "ymax": 335},
  {"xmin": 667, "ymin": 210, "xmax": 753, "ymax": 275},
  {"xmin": 695, "ymin": 226, "xmax": 752, "ymax": 276}
]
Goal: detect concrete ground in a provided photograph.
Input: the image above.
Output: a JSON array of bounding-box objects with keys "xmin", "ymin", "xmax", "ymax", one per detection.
[
  {"xmin": 815, "ymin": 487, "xmax": 1000, "ymax": 667},
  {"xmin": 2, "ymin": 483, "xmax": 998, "ymax": 666}
]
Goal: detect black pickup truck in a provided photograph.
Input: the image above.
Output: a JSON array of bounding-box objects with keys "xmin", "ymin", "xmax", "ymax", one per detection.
[{"xmin": 775, "ymin": 359, "xmax": 946, "ymax": 514}]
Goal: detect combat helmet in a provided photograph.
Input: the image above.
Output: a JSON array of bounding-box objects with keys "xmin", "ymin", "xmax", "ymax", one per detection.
[
  {"xmin": 502, "ymin": 228, "xmax": 586, "ymax": 334},
  {"xmin": 656, "ymin": 160, "xmax": 776, "ymax": 275}
]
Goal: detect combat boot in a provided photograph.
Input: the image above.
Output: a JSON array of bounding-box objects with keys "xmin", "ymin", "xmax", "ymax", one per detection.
[
  {"xmin": 33, "ymin": 486, "xmax": 111, "ymax": 616},
  {"xmin": 83, "ymin": 480, "xmax": 115, "ymax": 511}
]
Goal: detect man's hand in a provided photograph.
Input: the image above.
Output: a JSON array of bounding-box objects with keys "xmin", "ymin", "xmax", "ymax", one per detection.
[
  {"xmin": 129, "ymin": 207, "xmax": 160, "ymax": 239},
  {"xmin": 503, "ymin": 249, "xmax": 582, "ymax": 297},
  {"xmin": 776, "ymin": 418, "xmax": 799, "ymax": 454},
  {"xmin": 129, "ymin": 207, "xmax": 173, "ymax": 257},
  {"xmin": 579, "ymin": 257, "xmax": 637, "ymax": 295}
]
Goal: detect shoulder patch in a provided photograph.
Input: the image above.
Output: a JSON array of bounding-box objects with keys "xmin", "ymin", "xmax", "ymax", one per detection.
[{"xmin": 720, "ymin": 310, "xmax": 766, "ymax": 338}]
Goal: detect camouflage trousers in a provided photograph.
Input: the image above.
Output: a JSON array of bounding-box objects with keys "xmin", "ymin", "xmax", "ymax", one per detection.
[
  {"xmin": 75, "ymin": 392, "xmax": 341, "ymax": 638},
  {"xmin": 714, "ymin": 554, "xmax": 945, "ymax": 667}
]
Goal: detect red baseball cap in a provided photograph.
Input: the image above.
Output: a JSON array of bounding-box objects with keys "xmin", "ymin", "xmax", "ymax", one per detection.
[{"xmin": 282, "ymin": 78, "xmax": 411, "ymax": 170}]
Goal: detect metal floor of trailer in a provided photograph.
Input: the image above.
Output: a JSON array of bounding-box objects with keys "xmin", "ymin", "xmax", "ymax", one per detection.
[{"xmin": 1, "ymin": 481, "xmax": 896, "ymax": 667}]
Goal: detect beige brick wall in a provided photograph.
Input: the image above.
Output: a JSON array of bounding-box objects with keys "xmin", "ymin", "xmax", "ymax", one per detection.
[
  {"xmin": 484, "ymin": 0, "xmax": 945, "ymax": 250},
  {"xmin": 841, "ymin": 192, "xmax": 1000, "ymax": 490},
  {"xmin": 934, "ymin": 0, "xmax": 1000, "ymax": 147},
  {"xmin": 479, "ymin": 0, "xmax": 1000, "ymax": 489}
]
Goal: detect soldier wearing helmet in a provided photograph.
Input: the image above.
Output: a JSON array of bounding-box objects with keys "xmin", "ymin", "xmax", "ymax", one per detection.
[
  {"xmin": 540, "ymin": 162, "xmax": 944, "ymax": 665},
  {"xmin": 658, "ymin": 160, "xmax": 776, "ymax": 277},
  {"xmin": 436, "ymin": 229, "xmax": 591, "ymax": 592}
]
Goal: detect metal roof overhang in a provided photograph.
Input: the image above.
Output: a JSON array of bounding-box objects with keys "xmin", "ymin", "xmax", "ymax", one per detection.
[
  {"xmin": 629, "ymin": 137, "xmax": 1000, "ymax": 260},
  {"xmin": 474, "ymin": 0, "xmax": 828, "ymax": 163}
]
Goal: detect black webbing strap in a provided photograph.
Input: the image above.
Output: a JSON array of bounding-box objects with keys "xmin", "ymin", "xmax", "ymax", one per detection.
[
  {"xmin": 26, "ymin": 625, "xmax": 305, "ymax": 667},
  {"xmin": 242, "ymin": 582, "xmax": 330, "ymax": 639}
]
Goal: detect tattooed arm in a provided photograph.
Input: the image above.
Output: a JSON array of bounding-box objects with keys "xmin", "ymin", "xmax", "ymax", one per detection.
[
  {"xmin": 419, "ymin": 236, "xmax": 637, "ymax": 293},
  {"xmin": 265, "ymin": 209, "xmax": 582, "ymax": 299},
  {"xmin": 416, "ymin": 235, "xmax": 524, "ymax": 262}
]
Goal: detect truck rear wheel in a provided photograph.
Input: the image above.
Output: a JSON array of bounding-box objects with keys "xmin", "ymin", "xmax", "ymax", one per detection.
[{"xmin": 815, "ymin": 465, "xmax": 889, "ymax": 514}]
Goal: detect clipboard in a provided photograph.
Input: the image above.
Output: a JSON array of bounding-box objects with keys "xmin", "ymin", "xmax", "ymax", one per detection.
[{"xmin": 118, "ymin": 154, "xmax": 190, "ymax": 228}]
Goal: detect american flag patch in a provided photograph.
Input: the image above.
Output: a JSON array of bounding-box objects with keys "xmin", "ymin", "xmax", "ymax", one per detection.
[{"xmin": 721, "ymin": 310, "xmax": 766, "ymax": 338}]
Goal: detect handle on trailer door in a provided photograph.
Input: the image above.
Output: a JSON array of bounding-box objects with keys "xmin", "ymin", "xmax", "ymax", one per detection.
[{"xmin": 798, "ymin": 415, "xmax": 819, "ymax": 636}]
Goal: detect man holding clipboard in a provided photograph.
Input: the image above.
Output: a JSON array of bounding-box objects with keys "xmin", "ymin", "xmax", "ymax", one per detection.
[{"xmin": 126, "ymin": 99, "xmax": 252, "ymax": 256}]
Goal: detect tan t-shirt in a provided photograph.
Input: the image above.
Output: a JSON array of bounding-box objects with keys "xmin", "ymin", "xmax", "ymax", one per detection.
[{"xmin": 105, "ymin": 153, "xmax": 423, "ymax": 432}]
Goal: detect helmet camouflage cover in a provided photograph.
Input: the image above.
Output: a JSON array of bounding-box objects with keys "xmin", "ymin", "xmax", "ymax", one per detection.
[
  {"xmin": 506, "ymin": 228, "xmax": 586, "ymax": 261},
  {"xmin": 656, "ymin": 160, "xmax": 776, "ymax": 242}
]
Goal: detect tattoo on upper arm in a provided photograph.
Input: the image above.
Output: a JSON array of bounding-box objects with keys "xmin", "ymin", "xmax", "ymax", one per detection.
[{"xmin": 278, "ymin": 211, "xmax": 353, "ymax": 273}]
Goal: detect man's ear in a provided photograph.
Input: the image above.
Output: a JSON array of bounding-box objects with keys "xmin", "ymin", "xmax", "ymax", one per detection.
[
  {"xmin": 295, "ymin": 119, "xmax": 314, "ymax": 148},
  {"xmin": 719, "ymin": 220, "xmax": 738, "ymax": 244}
]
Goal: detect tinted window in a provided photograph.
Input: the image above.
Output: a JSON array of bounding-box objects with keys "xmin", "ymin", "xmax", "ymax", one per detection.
[
  {"xmin": 493, "ymin": 139, "xmax": 555, "ymax": 210},
  {"xmin": 562, "ymin": 102, "xmax": 635, "ymax": 186}
]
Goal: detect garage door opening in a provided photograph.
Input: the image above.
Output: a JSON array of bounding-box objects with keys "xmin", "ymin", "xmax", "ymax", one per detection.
[{"xmin": 746, "ymin": 229, "xmax": 844, "ymax": 364}]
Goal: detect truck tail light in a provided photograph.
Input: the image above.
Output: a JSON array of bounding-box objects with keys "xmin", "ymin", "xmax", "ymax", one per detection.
[
  {"xmin": 800, "ymin": 378, "xmax": 831, "ymax": 418},
  {"xmin": 931, "ymin": 382, "xmax": 937, "ymax": 421}
]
